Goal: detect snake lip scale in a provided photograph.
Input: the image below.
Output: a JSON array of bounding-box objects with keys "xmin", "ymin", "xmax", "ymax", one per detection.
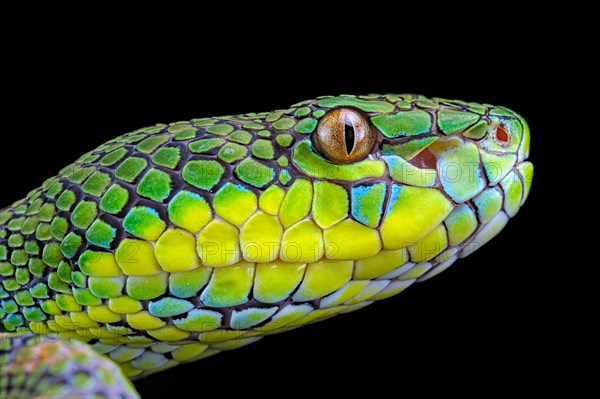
[{"xmin": 0, "ymin": 93, "xmax": 533, "ymax": 398}]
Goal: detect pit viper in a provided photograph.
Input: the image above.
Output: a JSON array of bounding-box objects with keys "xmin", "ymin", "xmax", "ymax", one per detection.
[{"xmin": 0, "ymin": 94, "xmax": 533, "ymax": 398}]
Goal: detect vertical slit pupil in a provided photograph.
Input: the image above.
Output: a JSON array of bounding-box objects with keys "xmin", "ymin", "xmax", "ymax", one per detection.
[{"xmin": 344, "ymin": 115, "xmax": 355, "ymax": 155}]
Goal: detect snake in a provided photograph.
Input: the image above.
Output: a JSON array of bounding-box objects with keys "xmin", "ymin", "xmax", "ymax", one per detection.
[{"xmin": 0, "ymin": 93, "xmax": 533, "ymax": 398}]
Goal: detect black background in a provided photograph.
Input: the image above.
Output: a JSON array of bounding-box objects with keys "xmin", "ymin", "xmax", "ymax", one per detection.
[{"xmin": 0, "ymin": 43, "xmax": 562, "ymax": 396}]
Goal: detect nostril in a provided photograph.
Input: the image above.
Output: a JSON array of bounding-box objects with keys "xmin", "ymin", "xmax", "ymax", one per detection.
[{"xmin": 495, "ymin": 125, "xmax": 510, "ymax": 144}]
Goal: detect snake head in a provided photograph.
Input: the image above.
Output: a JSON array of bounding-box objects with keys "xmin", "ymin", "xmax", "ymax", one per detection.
[{"xmin": 284, "ymin": 94, "xmax": 533, "ymax": 277}]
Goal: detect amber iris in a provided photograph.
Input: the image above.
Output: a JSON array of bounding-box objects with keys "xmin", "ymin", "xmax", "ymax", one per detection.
[{"xmin": 313, "ymin": 108, "xmax": 377, "ymax": 164}]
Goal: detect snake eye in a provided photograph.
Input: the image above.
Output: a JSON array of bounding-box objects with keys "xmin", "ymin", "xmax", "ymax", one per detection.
[
  {"xmin": 495, "ymin": 125, "xmax": 510, "ymax": 145},
  {"xmin": 313, "ymin": 108, "xmax": 376, "ymax": 164}
]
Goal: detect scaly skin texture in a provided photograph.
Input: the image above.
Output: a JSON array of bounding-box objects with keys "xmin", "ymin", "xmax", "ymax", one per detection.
[{"xmin": 0, "ymin": 94, "xmax": 533, "ymax": 397}]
